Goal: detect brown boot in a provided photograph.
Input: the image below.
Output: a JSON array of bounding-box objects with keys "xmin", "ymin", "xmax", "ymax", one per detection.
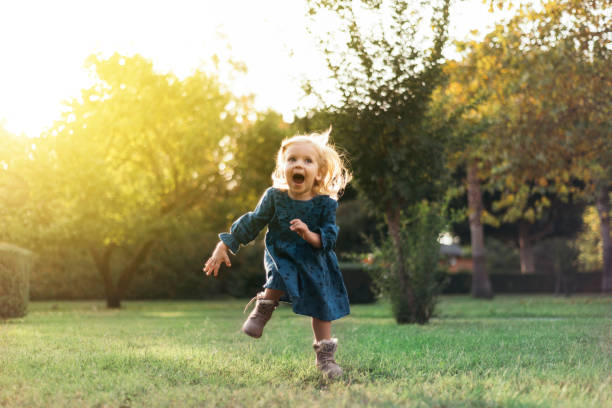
[
  {"xmin": 242, "ymin": 292, "xmax": 279, "ymax": 338},
  {"xmin": 313, "ymin": 338, "xmax": 343, "ymax": 379}
]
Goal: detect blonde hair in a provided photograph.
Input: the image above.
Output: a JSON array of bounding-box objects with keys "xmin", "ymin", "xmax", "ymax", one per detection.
[{"xmin": 271, "ymin": 127, "xmax": 352, "ymax": 200}]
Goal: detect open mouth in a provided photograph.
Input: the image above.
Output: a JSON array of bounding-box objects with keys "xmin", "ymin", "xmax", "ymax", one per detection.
[{"xmin": 292, "ymin": 174, "xmax": 305, "ymax": 183}]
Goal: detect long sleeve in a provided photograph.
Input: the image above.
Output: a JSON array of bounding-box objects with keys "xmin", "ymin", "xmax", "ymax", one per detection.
[
  {"xmin": 313, "ymin": 198, "xmax": 339, "ymax": 251},
  {"xmin": 219, "ymin": 188, "xmax": 275, "ymax": 254}
]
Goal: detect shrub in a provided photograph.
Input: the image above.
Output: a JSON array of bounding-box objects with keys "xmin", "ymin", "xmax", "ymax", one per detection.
[
  {"xmin": 367, "ymin": 202, "xmax": 448, "ymax": 324},
  {"xmin": 0, "ymin": 243, "xmax": 34, "ymax": 319},
  {"xmin": 338, "ymin": 262, "xmax": 377, "ymax": 304}
]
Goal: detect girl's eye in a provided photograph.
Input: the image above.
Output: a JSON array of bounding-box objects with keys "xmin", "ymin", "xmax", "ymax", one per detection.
[
  {"xmin": 306, "ymin": 158, "xmax": 313, "ymax": 163},
  {"xmin": 287, "ymin": 157, "xmax": 296, "ymax": 162}
]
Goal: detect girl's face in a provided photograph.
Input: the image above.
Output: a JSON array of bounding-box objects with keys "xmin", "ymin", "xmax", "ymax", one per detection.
[{"xmin": 283, "ymin": 142, "xmax": 322, "ymax": 200}]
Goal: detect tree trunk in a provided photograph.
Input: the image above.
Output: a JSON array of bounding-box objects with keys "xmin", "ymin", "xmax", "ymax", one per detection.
[
  {"xmin": 467, "ymin": 161, "xmax": 493, "ymax": 298},
  {"xmin": 106, "ymin": 292, "xmax": 121, "ymax": 308},
  {"xmin": 116, "ymin": 241, "xmax": 155, "ymax": 300},
  {"xmin": 90, "ymin": 244, "xmax": 121, "ymax": 308},
  {"xmin": 386, "ymin": 205, "xmax": 416, "ymax": 322},
  {"xmin": 518, "ymin": 221, "xmax": 536, "ymax": 274},
  {"xmin": 595, "ymin": 185, "xmax": 612, "ymax": 292},
  {"xmin": 90, "ymin": 241, "xmax": 154, "ymax": 308}
]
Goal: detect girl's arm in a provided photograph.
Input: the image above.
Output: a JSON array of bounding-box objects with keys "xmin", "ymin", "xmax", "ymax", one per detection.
[
  {"xmin": 312, "ymin": 199, "xmax": 339, "ymax": 251},
  {"xmin": 219, "ymin": 188, "xmax": 276, "ymax": 254},
  {"xmin": 203, "ymin": 241, "xmax": 231, "ymax": 277},
  {"xmin": 290, "ymin": 198, "xmax": 339, "ymax": 250},
  {"xmin": 204, "ymin": 189, "xmax": 275, "ymax": 278}
]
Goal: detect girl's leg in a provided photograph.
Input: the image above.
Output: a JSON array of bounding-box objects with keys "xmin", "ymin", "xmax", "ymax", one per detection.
[
  {"xmin": 263, "ymin": 288, "xmax": 284, "ymax": 302},
  {"xmin": 312, "ymin": 317, "xmax": 342, "ymax": 378},
  {"xmin": 311, "ymin": 317, "xmax": 331, "ymax": 342},
  {"xmin": 242, "ymin": 289, "xmax": 283, "ymax": 339}
]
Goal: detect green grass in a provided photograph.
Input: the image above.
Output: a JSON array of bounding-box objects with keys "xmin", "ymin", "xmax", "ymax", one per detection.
[{"xmin": 1, "ymin": 295, "xmax": 610, "ymax": 407}]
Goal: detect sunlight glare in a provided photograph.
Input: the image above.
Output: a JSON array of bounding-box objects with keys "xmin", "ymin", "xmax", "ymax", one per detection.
[{"xmin": 0, "ymin": 0, "xmax": 520, "ymax": 138}]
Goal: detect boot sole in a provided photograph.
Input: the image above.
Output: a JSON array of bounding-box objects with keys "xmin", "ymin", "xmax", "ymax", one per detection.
[{"xmin": 242, "ymin": 327, "xmax": 262, "ymax": 338}]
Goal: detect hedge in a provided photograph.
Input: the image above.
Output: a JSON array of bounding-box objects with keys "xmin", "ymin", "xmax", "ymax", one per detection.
[
  {"xmin": 339, "ymin": 262, "xmax": 377, "ymax": 304},
  {"xmin": 0, "ymin": 242, "xmax": 34, "ymax": 319},
  {"xmin": 444, "ymin": 271, "xmax": 604, "ymax": 294}
]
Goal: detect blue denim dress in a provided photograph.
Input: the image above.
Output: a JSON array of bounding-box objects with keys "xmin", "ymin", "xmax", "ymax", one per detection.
[{"xmin": 219, "ymin": 187, "xmax": 350, "ymax": 321}]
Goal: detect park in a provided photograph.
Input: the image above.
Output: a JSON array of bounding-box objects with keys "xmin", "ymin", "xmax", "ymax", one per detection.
[{"xmin": 1, "ymin": 0, "xmax": 611, "ymax": 407}]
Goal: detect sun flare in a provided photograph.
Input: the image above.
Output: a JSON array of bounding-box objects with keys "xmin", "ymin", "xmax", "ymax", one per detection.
[{"xmin": 0, "ymin": 0, "xmax": 513, "ymax": 138}]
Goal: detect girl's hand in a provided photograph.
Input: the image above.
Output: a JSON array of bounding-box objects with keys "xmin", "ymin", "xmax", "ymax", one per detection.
[
  {"xmin": 290, "ymin": 219, "xmax": 322, "ymax": 248},
  {"xmin": 289, "ymin": 218, "xmax": 310, "ymax": 239},
  {"xmin": 203, "ymin": 241, "xmax": 231, "ymax": 277}
]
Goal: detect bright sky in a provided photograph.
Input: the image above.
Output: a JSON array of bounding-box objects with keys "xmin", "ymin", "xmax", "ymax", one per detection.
[{"xmin": 0, "ymin": 0, "xmax": 512, "ymax": 138}]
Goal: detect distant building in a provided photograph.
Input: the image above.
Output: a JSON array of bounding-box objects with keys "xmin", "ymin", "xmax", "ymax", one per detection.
[{"xmin": 440, "ymin": 244, "xmax": 473, "ymax": 273}]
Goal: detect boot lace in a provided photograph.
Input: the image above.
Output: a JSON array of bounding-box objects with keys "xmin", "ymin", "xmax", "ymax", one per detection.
[
  {"xmin": 243, "ymin": 293, "xmax": 277, "ymax": 315},
  {"xmin": 243, "ymin": 295, "xmax": 259, "ymax": 313}
]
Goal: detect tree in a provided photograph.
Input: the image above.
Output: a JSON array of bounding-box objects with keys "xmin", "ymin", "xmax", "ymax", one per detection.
[
  {"xmin": 544, "ymin": 0, "xmax": 612, "ymax": 291},
  {"xmin": 0, "ymin": 126, "xmax": 30, "ymax": 215},
  {"xmin": 224, "ymin": 111, "xmax": 293, "ymax": 218},
  {"xmin": 434, "ymin": 58, "xmax": 493, "ymax": 297},
  {"xmin": 480, "ymin": 0, "xmax": 611, "ymax": 286},
  {"xmin": 307, "ymin": 0, "xmax": 451, "ymax": 323},
  {"xmin": 27, "ymin": 53, "xmax": 239, "ymax": 307},
  {"xmin": 447, "ymin": 0, "xmax": 610, "ymax": 284}
]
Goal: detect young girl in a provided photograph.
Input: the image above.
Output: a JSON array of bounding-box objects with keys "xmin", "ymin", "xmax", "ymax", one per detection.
[{"xmin": 203, "ymin": 128, "xmax": 351, "ymax": 379}]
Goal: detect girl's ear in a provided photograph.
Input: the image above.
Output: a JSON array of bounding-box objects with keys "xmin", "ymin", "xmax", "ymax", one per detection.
[{"xmin": 315, "ymin": 169, "xmax": 323, "ymax": 184}]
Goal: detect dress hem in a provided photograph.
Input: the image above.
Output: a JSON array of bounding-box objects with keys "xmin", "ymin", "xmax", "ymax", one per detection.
[{"xmin": 291, "ymin": 307, "xmax": 350, "ymax": 322}]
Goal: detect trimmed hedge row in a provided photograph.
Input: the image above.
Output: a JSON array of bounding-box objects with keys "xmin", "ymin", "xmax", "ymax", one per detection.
[
  {"xmin": 0, "ymin": 243, "xmax": 34, "ymax": 319},
  {"xmin": 340, "ymin": 263, "xmax": 376, "ymax": 304},
  {"xmin": 341, "ymin": 265, "xmax": 604, "ymax": 300},
  {"xmin": 444, "ymin": 272, "xmax": 604, "ymax": 294}
]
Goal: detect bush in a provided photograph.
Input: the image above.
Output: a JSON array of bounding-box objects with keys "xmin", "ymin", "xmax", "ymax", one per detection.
[
  {"xmin": 0, "ymin": 243, "xmax": 34, "ymax": 319},
  {"xmin": 367, "ymin": 202, "xmax": 448, "ymax": 324},
  {"xmin": 29, "ymin": 246, "xmax": 101, "ymax": 300},
  {"xmin": 339, "ymin": 262, "xmax": 377, "ymax": 304},
  {"xmin": 336, "ymin": 200, "xmax": 379, "ymax": 261},
  {"xmin": 485, "ymin": 237, "xmax": 521, "ymax": 274}
]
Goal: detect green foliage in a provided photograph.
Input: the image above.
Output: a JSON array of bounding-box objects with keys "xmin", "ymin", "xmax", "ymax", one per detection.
[
  {"xmin": 484, "ymin": 237, "xmax": 520, "ymax": 275},
  {"xmin": 225, "ymin": 111, "xmax": 293, "ymax": 219},
  {"xmin": 1, "ymin": 53, "xmax": 246, "ymax": 307},
  {"xmin": 0, "ymin": 243, "xmax": 34, "ymax": 318},
  {"xmin": 1, "ymin": 97, "xmax": 299, "ymax": 302},
  {"xmin": 307, "ymin": 0, "xmax": 453, "ymax": 323},
  {"xmin": 368, "ymin": 202, "xmax": 448, "ymax": 324},
  {"xmin": 308, "ymin": 0, "xmax": 452, "ymax": 214},
  {"xmin": 535, "ymin": 237, "xmax": 580, "ymax": 295},
  {"xmin": 575, "ymin": 206, "xmax": 604, "ymax": 271},
  {"xmin": 29, "ymin": 246, "xmax": 101, "ymax": 300},
  {"xmin": 46, "ymin": 53, "xmax": 237, "ymax": 247},
  {"xmin": 335, "ymin": 199, "xmax": 379, "ymax": 261},
  {"xmin": 437, "ymin": 0, "xmax": 611, "ymax": 286},
  {"xmin": 0, "ymin": 127, "xmax": 30, "ymax": 214},
  {"xmin": 447, "ymin": 0, "xmax": 611, "ymax": 223}
]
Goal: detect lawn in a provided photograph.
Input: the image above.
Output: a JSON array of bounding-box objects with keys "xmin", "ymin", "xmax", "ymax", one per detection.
[{"xmin": 1, "ymin": 295, "xmax": 610, "ymax": 407}]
